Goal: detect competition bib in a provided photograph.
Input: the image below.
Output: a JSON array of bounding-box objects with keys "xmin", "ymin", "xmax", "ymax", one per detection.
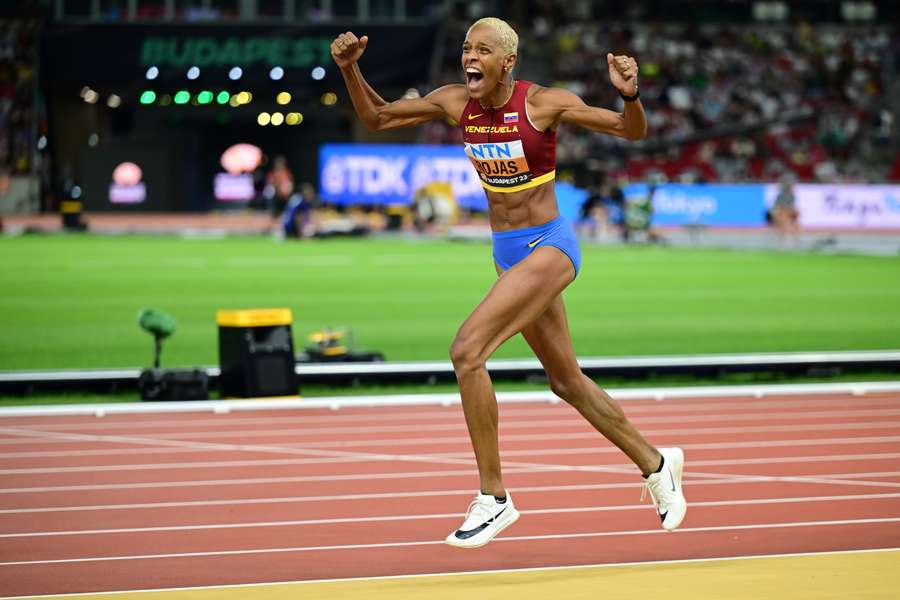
[{"xmin": 464, "ymin": 140, "xmax": 532, "ymax": 189}]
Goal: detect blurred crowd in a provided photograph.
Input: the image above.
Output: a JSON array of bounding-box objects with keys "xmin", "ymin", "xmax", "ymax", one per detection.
[
  {"xmin": 431, "ymin": 3, "xmax": 899, "ymax": 184},
  {"xmin": 0, "ymin": 13, "xmax": 40, "ymax": 177}
]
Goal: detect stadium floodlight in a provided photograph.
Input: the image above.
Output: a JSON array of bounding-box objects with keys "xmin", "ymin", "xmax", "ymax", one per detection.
[
  {"xmin": 257, "ymin": 112, "xmax": 271, "ymax": 126},
  {"xmin": 285, "ymin": 112, "xmax": 303, "ymax": 125},
  {"xmin": 107, "ymin": 94, "xmax": 122, "ymax": 108},
  {"xmin": 187, "ymin": 66, "xmax": 200, "ymax": 80},
  {"xmin": 197, "ymin": 90, "xmax": 214, "ymax": 104},
  {"xmin": 270, "ymin": 112, "xmax": 284, "ymax": 126},
  {"xmin": 145, "ymin": 66, "xmax": 159, "ymax": 80},
  {"xmin": 229, "ymin": 66, "xmax": 243, "ymax": 80},
  {"xmin": 270, "ymin": 66, "xmax": 284, "ymax": 80},
  {"xmin": 174, "ymin": 90, "xmax": 191, "ymax": 104},
  {"xmin": 138, "ymin": 308, "xmax": 176, "ymax": 368},
  {"xmin": 276, "ymin": 92, "xmax": 291, "ymax": 105},
  {"xmin": 320, "ymin": 92, "xmax": 337, "ymax": 106},
  {"xmin": 311, "ymin": 66, "xmax": 325, "ymax": 81},
  {"xmin": 139, "ymin": 90, "xmax": 157, "ymax": 104}
]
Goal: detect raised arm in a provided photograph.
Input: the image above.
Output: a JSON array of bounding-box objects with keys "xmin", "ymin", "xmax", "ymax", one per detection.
[
  {"xmin": 331, "ymin": 31, "xmax": 466, "ymax": 131},
  {"xmin": 529, "ymin": 53, "xmax": 646, "ymax": 141}
]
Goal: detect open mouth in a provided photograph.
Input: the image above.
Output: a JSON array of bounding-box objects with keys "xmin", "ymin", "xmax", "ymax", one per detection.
[{"xmin": 466, "ymin": 67, "xmax": 484, "ymax": 92}]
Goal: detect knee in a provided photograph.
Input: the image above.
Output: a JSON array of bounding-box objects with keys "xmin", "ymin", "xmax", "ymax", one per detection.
[
  {"xmin": 449, "ymin": 331, "xmax": 485, "ymax": 375},
  {"xmin": 549, "ymin": 373, "xmax": 584, "ymax": 405}
]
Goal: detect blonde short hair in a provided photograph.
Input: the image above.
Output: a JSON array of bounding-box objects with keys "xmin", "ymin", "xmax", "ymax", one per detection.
[{"xmin": 467, "ymin": 17, "xmax": 518, "ymax": 57}]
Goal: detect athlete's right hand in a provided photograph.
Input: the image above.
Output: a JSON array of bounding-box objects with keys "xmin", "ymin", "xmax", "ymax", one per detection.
[{"xmin": 331, "ymin": 32, "xmax": 368, "ymax": 69}]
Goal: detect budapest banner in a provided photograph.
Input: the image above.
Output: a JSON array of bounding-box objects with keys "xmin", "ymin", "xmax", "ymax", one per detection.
[{"xmin": 41, "ymin": 24, "xmax": 437, "ymax": 87}]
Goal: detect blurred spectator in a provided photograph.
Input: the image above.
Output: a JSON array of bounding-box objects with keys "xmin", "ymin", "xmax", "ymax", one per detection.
[
  {"xmin": 266, "ymin": 155, "xmax": 295, "ymax": 221},
  {"xmin": 770, "ymin": 178, "xmax": 801, "ymax": 246},
  {"xmin": 577, "ymin": 182, "xmax": 607, "ymax": 242},
  {"xmin": 282, "ymin": 183, "xmax": 318, "ymax": 239},
  {"xmin": 624, "ymin": 184, "xmax": 664, "ymax": 244}
]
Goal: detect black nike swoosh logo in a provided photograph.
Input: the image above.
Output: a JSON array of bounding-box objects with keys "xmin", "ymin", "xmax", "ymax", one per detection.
[
  {"xmin": 660, "ymin": 511, "xmax": 668, "ymax": 523},
  {"xmin": 454, "ymin": 505, "xmax": 509, "ymax": 540},
  {"xmin": 668, "ymin": 469, "xmax": 676, "ymax": 492}
]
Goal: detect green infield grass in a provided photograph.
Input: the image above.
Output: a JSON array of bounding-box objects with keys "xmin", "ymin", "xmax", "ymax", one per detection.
[{"xmin": 1, "ymin": 234, "xmax": 899, "ymax": 372}]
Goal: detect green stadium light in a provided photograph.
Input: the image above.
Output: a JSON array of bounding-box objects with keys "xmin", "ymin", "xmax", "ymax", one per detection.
[
  {"xmin": 173, "ymin": 90, "xmax": 190, "ymax": 105},
  {"xmin": 139, "ymin": 90, "xmax": 157, "ymax": 105},
  {"xmin": 216, "ymin": 91, "xmax": 230, "ymax": 104},
  {"xmin": 197, "ymin": 90, "xmax": 214, "ymax": 105}
]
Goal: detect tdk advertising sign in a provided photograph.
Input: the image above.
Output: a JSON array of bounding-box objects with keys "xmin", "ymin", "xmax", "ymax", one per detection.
[
  {"xmin": 623, "ymin": 184, "xmax": 767, "ymax": 227},
  {"xmin": 319, "ymin": 144, "xmax": 487, "ymax": 210}
]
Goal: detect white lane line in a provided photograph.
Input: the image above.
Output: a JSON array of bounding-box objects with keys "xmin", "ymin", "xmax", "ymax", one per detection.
[
  {"xmin": 5, "ymin": 432, "xmax": 900, "ymax": 461},
  {"xmin": 0, "ymin": 481, "xmax": 734, "ymax": 514},
  {"xmin": 5, "ymin": 449, "xmax": 900, "ymax": 476},
  {"xmin": 2, "ymin": 420, "xmax": 899, "ymax": 459},
  {"xmin": 2, "ymin": 440, "xmax": 897, "ymax": 488},
  {"xmin": 3, "ymin": 421, "xmax": 900, "ymax": 495},
  {"xmin": 1, "ymin": 517, "xmax": 898, "ymax": 567},
  {"xmin": 0, "ymin": 468, "xmax": 535, "ymax": 494},
  {"xmin": 3, "ymin": 475, "xmax": 898, "ymax": 515},
  {"xmin": 3, "ymin": 408, "xmax": 900, "ymax": 444},
  {"xmin": 3, "ymin": 465, "xmax": 900, "ymax": 496},
  {"xmin": 287, "ymin": 421, "xmax": 900, "ymax": 449},
  {"xmin": 3, "ymin": 493, "xmax": 899, "ymax": 539},
  {"xmin": 10, "ymin": 396, "xmax": 899, "ymax": 433},
  {"xmin": 2, "ymin": 381, "xmax": 898, "ymax": 418}
]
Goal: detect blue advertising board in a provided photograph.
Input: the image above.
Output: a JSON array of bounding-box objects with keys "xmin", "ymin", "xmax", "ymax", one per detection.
[
  {"xmin": 319, "ymin": 143, "xmax": 588, "ymax": 219},
  {"xmin": 319, "ymin": 144, "xmax": 488, "ymax": 211},
  {"xmin": 623, "ymin": 183, "xmax": 767, "ymax": 227},
  {"xmin": 319, "ymin": 144, "xmax": 768, "ymax": 227}
]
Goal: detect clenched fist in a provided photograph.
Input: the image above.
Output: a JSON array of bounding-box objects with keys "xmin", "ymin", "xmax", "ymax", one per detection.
[
  {"xmin": 331, "ymin": 31, "xmax": 369, "ymax": 69},
  {"xmin": 607, "ymin": 53, "xmax": 639, "ymax": 97}
]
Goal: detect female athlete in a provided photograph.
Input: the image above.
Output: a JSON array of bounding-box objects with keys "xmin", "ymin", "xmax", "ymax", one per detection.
[{"xmin": 331, "ymin": 17, "xmax": 687, "ymax": 549}]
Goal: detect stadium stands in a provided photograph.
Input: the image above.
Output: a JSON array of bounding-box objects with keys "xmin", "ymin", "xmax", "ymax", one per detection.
[{"xmin": 433, "ymin": 2, "xmax": 898, "ymax": 184}]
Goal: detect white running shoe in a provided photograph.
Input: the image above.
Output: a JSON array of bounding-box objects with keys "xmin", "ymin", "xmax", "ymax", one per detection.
[
  {"xmin": 445, "ymin": 492, "xmax": 520, "ymax": 548},
  {"xmin": 642, "ymin": 447, "xmax": 687, "ymax": 531}
]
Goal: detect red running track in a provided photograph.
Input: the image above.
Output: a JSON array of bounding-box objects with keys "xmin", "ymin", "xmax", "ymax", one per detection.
[{"xmin": 1, "ymin": 391, "xmax": 900, "ymax": 597}]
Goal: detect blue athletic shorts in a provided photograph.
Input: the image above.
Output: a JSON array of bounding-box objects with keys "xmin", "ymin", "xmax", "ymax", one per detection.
[{"xmin": 492, "ymin": 215, "xmax": 582, "ymax": 277}]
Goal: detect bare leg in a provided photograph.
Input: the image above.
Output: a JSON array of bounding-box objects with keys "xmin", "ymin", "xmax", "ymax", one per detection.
[
  {"xmin": 450, "ymin": 247, "xmax": 576, "ymax": 497},
  {"xmin": 521, "ymin": 295, "xmax": 661, "ymax": 475}
]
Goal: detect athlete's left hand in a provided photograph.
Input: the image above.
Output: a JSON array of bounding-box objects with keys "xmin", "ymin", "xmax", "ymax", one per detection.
[{"xmin": 607, "ymin": 53, "xmax": 639, "ymax": 97}]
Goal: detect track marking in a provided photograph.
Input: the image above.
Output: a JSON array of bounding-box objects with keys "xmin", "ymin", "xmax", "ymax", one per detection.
[
  {"xmin": 3, "ymin": 493, "xmax": 899, "ymax": 538},
  {"xmin": 3, "ymin": 468, "xmax": 900, "ymax": 496},
  {"xmin": 2, "ymin": 421, "xmax": 899, "ymax": 458},
  {"xmin": 7, "ymin": 396, "xmax": 898, "ymax": 433},
  {"xmin": 4, "ymin": 473, "xmax": 900, "ymax": 514},
  {"xmin": 1, "ymin": 517, "xmax": 897, "ymax": 566},
  {"xmin": 3, "ymin": 407, "xmax": 900, "ymax": 444},
  {"xmin": 4, "ymin": 448, "xmax": 900, "ymax": 476},
  {"xmin": 2, "ymin": 381, "xmax": 899, "ymax": 419},
  {"xmin": 282, "ymin": 420, "xmax": 900, "ymax": 448},
  {"xmin": 3, "ymin": 432, "xmax": 898, "ymax": 460},
  {"xmin": 2, "ymin": 426, "xmax": 897, "ymax": 491}
]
